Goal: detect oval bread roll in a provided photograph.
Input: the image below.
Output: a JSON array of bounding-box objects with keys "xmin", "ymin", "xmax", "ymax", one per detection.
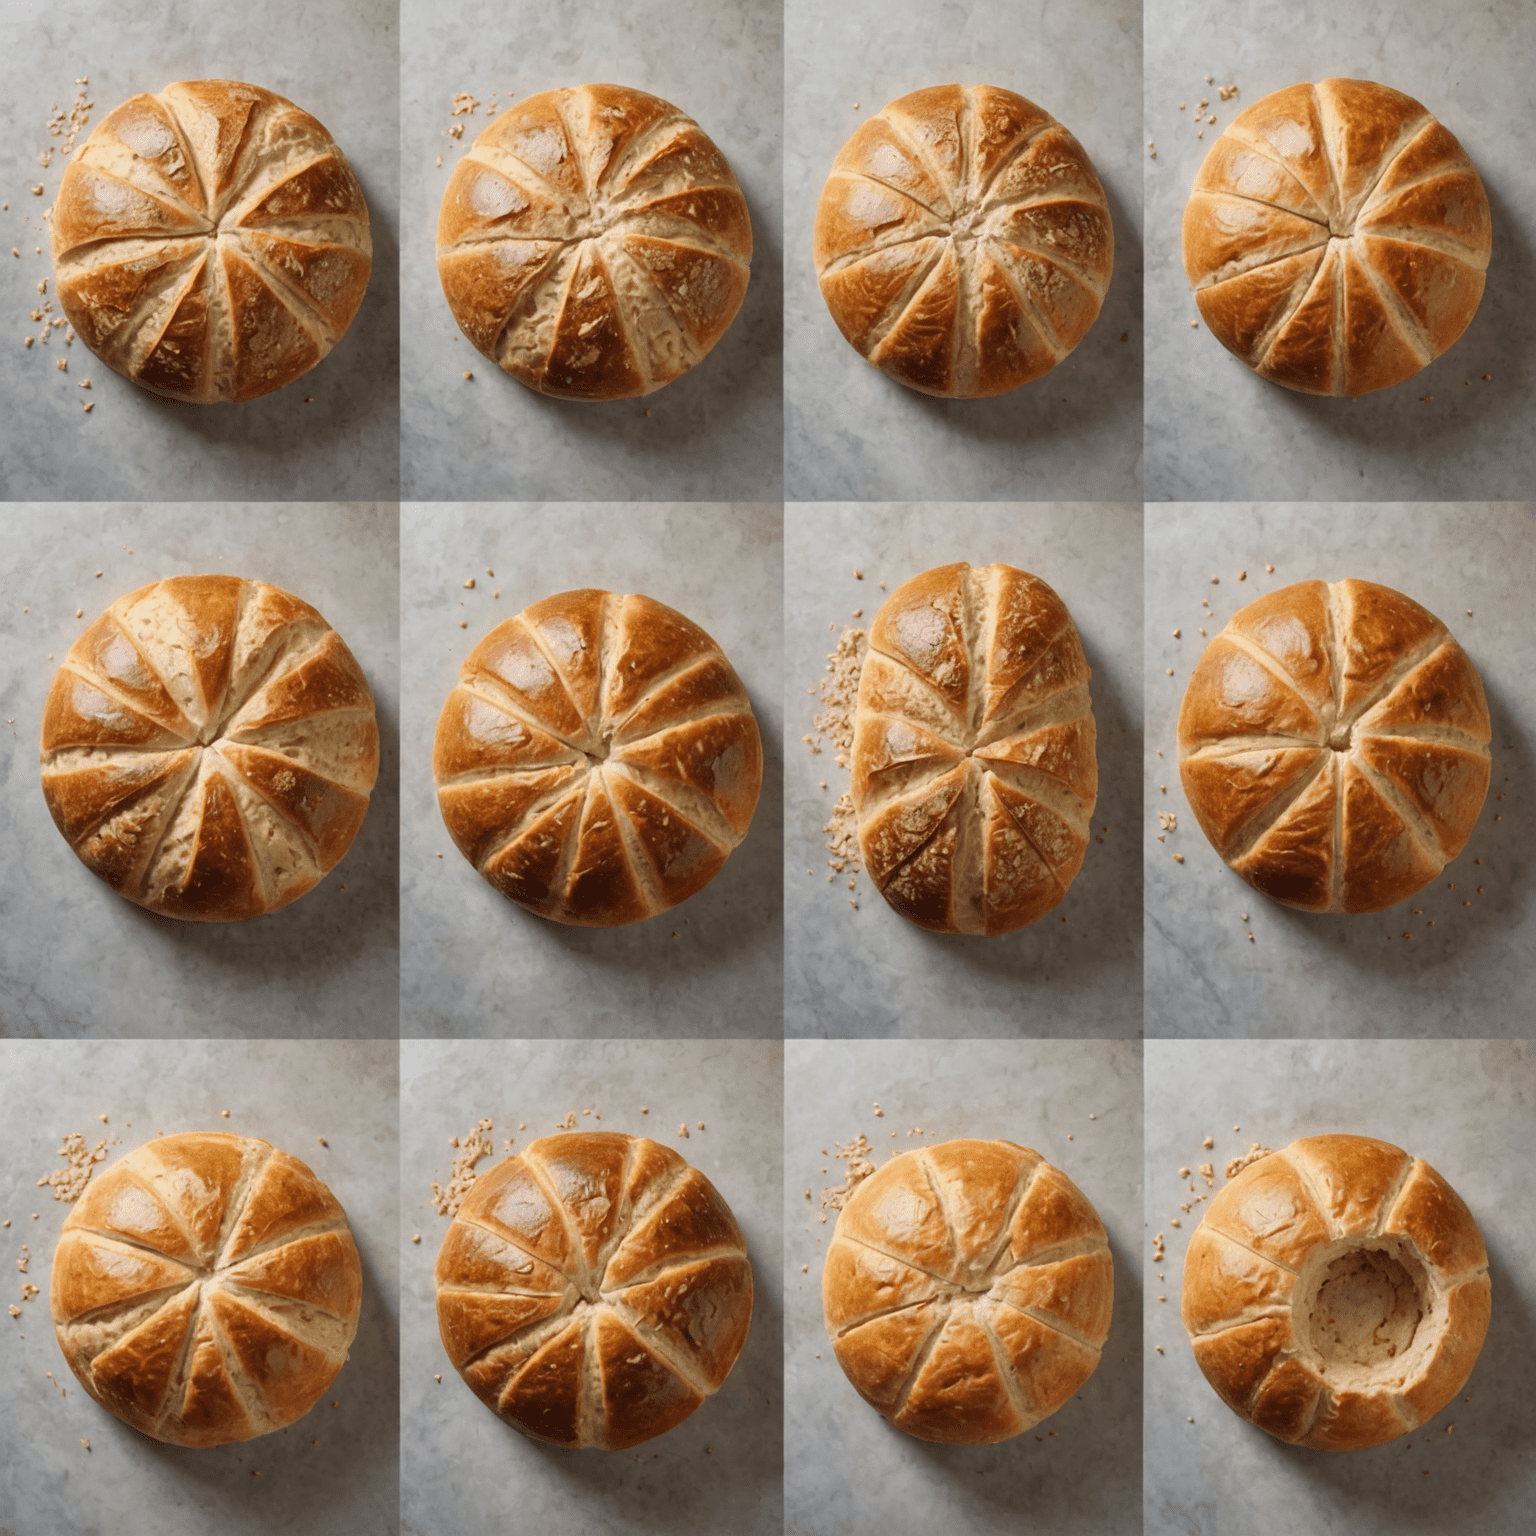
[
  {"xmin": 823, "ymin": 1139, "xmax": 1113, "ymax": 1444},
  {"xmin": 50, "ymin": 1132, "xmax": 362, "ymax": 1448},
  {"xmin": 437, "ymin": 84, "xmax": 752, "ymax": 400},
  {"xmin": 814, "ymin": 84, "xmax": 1113, "ymax": 397},
  {"xmin": 1177, "ymin": 578, "xmax": 1490, "ymax": 913},
  {"xmin": 1183, "ymin": 79, "xmax": 1490, "ymax": 396},
  {"xmin": 40, "ymin": 575, "xmax": 380, "ymax": 921},
  {"xmin": 52, "ymin": 79, "xmax": 372, "ymax": 403},
  {"xmin": 434, "ymin": 588, "xmax": 762, "ymax": 926},
  {"xmin": 434, "ymin": 1132, "xmax": 753, "ymax": 1449},
  {"xmin": 851, "ymin": 562, "xmax": 1097, "ymax": 934},
  {"xmin": 1182, "ymin": 1135, "xmax": 1490, "ymax": 1451}
]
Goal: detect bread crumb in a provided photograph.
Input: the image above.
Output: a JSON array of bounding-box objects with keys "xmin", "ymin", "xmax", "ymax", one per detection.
[
  {"xmin": 1156, "ymin": 1345, "xmax": 1164, "ymax": 1354},
  {"xmin": 1202, "ymin": 1136, "xmax": 1213, "ymax": 1149},
  {"xmin": 678, "ymin": 1123, "xmax": 689, "ymax": 1138},
  {"xmin": 316, "ymin": 1136, "xmax": 327, "ymax": 1147},
  {"xmin": 80, "ymin": 1439, "xmax": 90, "ymax": 1451},
  {"xmin": 430, "ymin": 1117, "xmax": 495, "ymax": 1215},
  {"xmin": 36, "ymin": 1132, "xmax": 107, "ymax": 1203},
  {"xmin": 463, "ymin": 577, "xmax": 475, "ymax": 589},
  {"xmin": 820, "ymin": 1134, "xmax": 876, "ymax": 1212},
  {"xmin": 82, "ymin": 402, "xmax": 93, "ymax": 413},
  {"xmin": 1158, "ymin": 811, "xmax": 1177, "ymax": 832},
  {"xmin": 802, "ymin": 1264, "xmax": 809, "ymax": 1273},
  {"xmin": 1172, "ymin": 853, "xmax": 1184, "ymax": 863}
]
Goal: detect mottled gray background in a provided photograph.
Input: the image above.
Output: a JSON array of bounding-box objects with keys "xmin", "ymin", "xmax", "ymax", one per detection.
[
  {"xmin": 1144, "ymin": 0, "xmax": 1536, "ymax": 500},
  {"xmin": 784, "ymin": 0, "xmax": 1143, "ymax": 502},
  {"xmin": 0, "ymin": 1038, "xmax": 399, "ymax": 1536},
  {"xmin": 785, "ymin": 1038, "xmax": 1143, "ymax": 1535},
  {"xmin": 400, "ymin": 1037, "xmax": 782, "ymax": 1536},
  {"xmin": 786, "ymin": 504, "xmax": 1142, "ymax": 1038},
  {"xmin": 0, "ymin": 505, "xmax": 400, "ymax": 1037},
  {"xmin": 1144, "ymin": 504, "xmax": 1534, "ymax": 1037},
  {"xmin": 1144, "ymin": 1038, "xmax": 1536, "ymax": 1536},
  {"xmin": 0, "ymin": 0, "xmax": 400, "ymax": 500},
  {"xmin": 400, "ymin": 0, "xmax": 783, "ymax": 500}
]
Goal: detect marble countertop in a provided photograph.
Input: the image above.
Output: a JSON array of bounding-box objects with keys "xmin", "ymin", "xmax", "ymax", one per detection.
[
  {"xmin": 0, "ymin": 0, "xmax": 401, "ymax": 501},
  {"xmin": 400, "ymin": 1037, "xmax": 783, "ymax": 1535},
  {"xmin": 1144, "ymin": 0, "xmax": 1536, "ymax": 500},
  {"xmin": 399, "ymin": 0, "xmax": 783, "ymax": 501},
  {"xmin": 0, "ymin": 504, "xmax": 401, "ymax": 1038},
  {"xmin": 0, "ymin": 1038, "xmax": 400, "ymax": 1536},
  {"xmin": 1144, "ymin": 503, "xmax": 1535, "ymax": 1037},
  {"xmin": 783, "ymin": 0, "xmax": 1143, "ymax": 502},
  {"xmin": 1143, "ymin": 1038, "xmax": 1536, "ymax": 1536},
  {"xmin": 400, "ymin": 504, "xmax": 783, "ymax": 1037},
  {"xmin": 785, "ymin": 504, "xmax": 1142, "ymax": 1038},
  {"xmin": 784, "ymin": 1038, "xmax": 1143, "ymax": 1535}
]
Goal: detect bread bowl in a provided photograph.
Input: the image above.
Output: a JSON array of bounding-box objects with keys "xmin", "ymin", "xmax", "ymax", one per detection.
[
  {"xmin": 1177, "ymin": 577, "xmax": 1490, "ymax": 912},
  {"xmin": 52, "ymin": 79, "xmax": 372, "ymax": 403},
  {"xmin": 814, "ymin": 84, "xmax": 1113, "ymax": 397},
  {"xmin": 40, "ymin": 574, "xmax": 380, "ymax": 921},
  {"xmin": 823, "ymin": 1138, "xmax": 1113, "ymax": 1444},
  {"xmin": 50, "ymin": 1132, "xmax": 362, "ymax": 1447},
  {"xmin": 434, "ymin": 1131, "xmax": 753, "ymax": 1448},
  {"xmin": 851, "ymin": 562, "xmax": 1097, "ymax": 933},
  {"xmin": 1182, "ymin": 1134, "xmax": 1489, "ymax": 1450},
  {"xmin": 1183, "ymin": 79, "xmax": 1490, "ymax": 396}
]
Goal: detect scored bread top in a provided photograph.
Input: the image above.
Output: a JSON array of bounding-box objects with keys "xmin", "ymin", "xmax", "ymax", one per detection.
[{"xmin": 50, "ymin": 1132, "xmax": 362, "ymax": 1448}]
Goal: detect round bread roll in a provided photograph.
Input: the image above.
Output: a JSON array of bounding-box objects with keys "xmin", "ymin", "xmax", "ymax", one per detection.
[
  {"xmin": 52, "ymin": 80, "xmax": 372, "ymax": 403},
  {"xmin": 436, "ymin": 84, "xmax": 752, "ymax": 400},
  {"xmin": 1177, "ymin": 578, "xmax": 1490, "ymax": 913},
  {"xmin": 814, "ymin": 84, "xmax": 1113, "ymax": 397},
  {"xmin": 851, "ymin": 562, "xmax": 1097, "ymax": 934},
  {"xmin": 40, "ymin": 575, "xmax": 380, "ymax": 921},
  {"xmin": 434, "ymin": 588, "xmax": 761, "ymax": 926},
  {"xmin": 1183, "ymin": 79, "xmax": 1490, "ymax": 396},
  {"xmin": 435, "ymin": 1131, "xmax": 753, "ymax": 1449},
  {"xmin": 823, "ymin": 1139, "xmax": 1113, "ymax": 1444},
  {"xmin": 50, "ymin": 1132, "xmax": 362, "ymax": 1448},
  {"xmin": 1182, "ymin": 1135, "xmax": 1490, "ymax": 1451}
]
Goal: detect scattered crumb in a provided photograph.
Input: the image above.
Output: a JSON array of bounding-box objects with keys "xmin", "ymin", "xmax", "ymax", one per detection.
[
  {"xmin": 1202, "ymin": 1136, "xmax": 1214, "ymax": 1149},
  {"xmin": 819, "ymin": 1134, "xmax": 876, "ymax": 1212},
  {"xmin": 430, "ymin": 1117, "xmax": 495, "ymax": 1215},
  {"xmin": 1226, "ymin": 1143, "xmax": 1273, "ymax": 1179},
  {"xmin": 36, "ymin": 1132, "xmax": 107, "ymax": 1202},
  {"xmin": 316, "ymin": 1136, "xmax": 327, "ymax": 1148},
  {"xmin": 1172, "ymin": 853, "xmax": 1184, "ymax": 864},
  {"xmin": 463, "ymin": 577, "xmax": 475, "ymax": 589},
  {"xmin": 411, "ymin": 1234, "xmax": 421, "ymax": 1244},
  {"xmin": 678, "ymin": 1123, "xmax": 690, "ymax": 1139}
]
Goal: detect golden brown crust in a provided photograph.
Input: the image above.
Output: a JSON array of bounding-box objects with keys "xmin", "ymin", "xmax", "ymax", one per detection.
[
  {"xmin": 40, "ymin": 576, "xmax": 379, "ymax": 922},
  {"xmin": 1183, "ymin": 78, "xmax": 1489, "ymax": 397},
  {"xmin": 822, "ymin": 1139, "xmax": 1112, "ymax": 1444},
  {"xmin": 434, "ymin": 1132, "xmax": 752, "ymax": 1450},
  {"xmin": 814, "ymin": 84, "xmax": 1112, "ymax": 397},
  {"xmin": 1177, "ymin": 578, "xmax": 1489, "ymax": 914}
]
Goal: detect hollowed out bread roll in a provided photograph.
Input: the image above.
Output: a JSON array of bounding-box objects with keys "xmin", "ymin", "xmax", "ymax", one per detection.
[
  {"xmin": 823, "ymin": 1139, "xmax": 1113, "ymax": 1445},
  {"xmin": 40, "ymin": 575, "xmax": 380, "ymax": 921},
  {"xmin": 437, "ymin": 84, "xmax": 752, "ymax": 400},
  {"xmin": 1182, "ymin": 1135, "xmax": 1490, "ymax": 1451},
  {"xmin": 51, "ymin": 80, "xmax": 372, "ymax": 403},
  {"xmin": 433, "ymin": 589, "xmax": 762, "ymax": 926},
  {"xmin": 1177, "ymin": 578, "xmax": 1490, "ymax": 913},
  {"xmin": 851, "ymin": 562, "xmax": 1097, "ymax": 934},
  {"xmin": 814, "ymin": 84, "xmax": 1113, "ymax": 397},
  {"xmin": 434, "ymin": 1132, "xmax": 753, "ymax": 1450},
  {"xmin": 1183, "ymin": 79, "xmax": 1490, "ymax": 396},
  {"xmin": 50, "ymin": 1132, "xmax": 362, "ymax": 1448}
]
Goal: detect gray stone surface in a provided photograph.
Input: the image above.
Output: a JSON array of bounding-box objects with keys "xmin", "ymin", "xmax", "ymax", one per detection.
[
  {"xmin": 784, "ymin": 1038, "xmax": 1143, "ymax": 1536},
  {"xmin": 400, "ymin": 1037, "xmax": 783, "ymax": 1536},
  {"xmin": 785, "ymin": 504, "xmax": 1142, "ymax": 1037},
  {"xmin": 400, "ymin": 504, "xmax": 782, "ymax": 1037},
  {"xmin": 784, "ymin": 0, "xmax": 1143, "ymax": 503},
  {"xmin": 0, "ymin": 0, "xmax": 400, "ymax": 501},
  {"xmin": 1144, "ymin": 503, "xmax": 1535, "ymax": 1037},
  {"xmin": 1144, "ymin": 0, "xmax": 1536, "ymax": 500},
  {"xmin": 0, "ymin": 504, "xmax": 400, "ymax": 1038},
  {"xmin": 0, "ymin": 1038, "xmax": 399, "ymax": 1536},
  {"xmin": 1143, "ymin": 1038, "xmax": 1536, "ymax": 1536},
  {"xmin": 399, "ymin": 0, "xmax": 783, "ymax": 501}
]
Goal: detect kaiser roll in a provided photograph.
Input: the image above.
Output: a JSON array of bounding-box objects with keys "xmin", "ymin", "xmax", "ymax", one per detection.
[
  {"xmin": 1177, "ymin": 578, "xmax": 1490, "ymax": 913},
  {"xmin": 1183, "ymin": 79, "xmax": 1490, "ymax": 396},
  {"xmin": 823, "ymin": 1139, "xmax": 1113, "ymax": 1444},
  {"xmin": 40, "ymin": 574, "xmax": 380, "ymax": 921},
  {"xmin": 434, "ymin": 588, "xmax": 761, "ymax": 926},
  {"xmin": 851, "ymin": 562, "xmax": 1097, "ymax": 934},
  {"xmin": 436, "ymin": 84, "xmax": 752, "ymax": 400},
  {"xmin": 1182, "ymin": 1135, "xmax": 1490, "ymax": 1451},
  {"xmin": 434, "ymin": 1131, "xmax": 753, "ymax": 1449},
  {"xmin": 50, "ymin": 1132, "xmax": 362, "ymax": 1448},
  {"xmin": 814, "ymin": 84, "xmax": 1113, "ymax": 397},
  {"xmin": 52, "ymin": 80, "xmax": 372, "ymax": 403}
]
